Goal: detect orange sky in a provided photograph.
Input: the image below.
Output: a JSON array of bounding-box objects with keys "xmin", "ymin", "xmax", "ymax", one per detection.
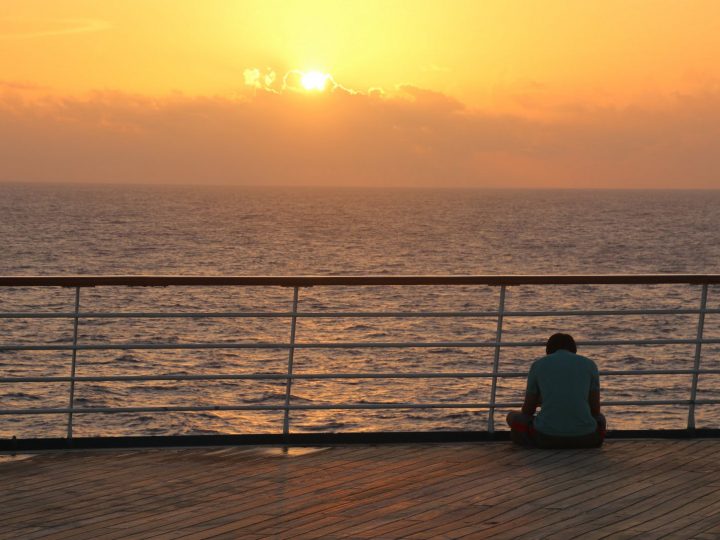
[{"xmin": 2, "ymin": 0, "xmax": 720, "ymax": 187}]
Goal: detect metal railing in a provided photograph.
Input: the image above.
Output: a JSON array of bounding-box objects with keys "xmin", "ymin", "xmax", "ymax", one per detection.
[{"xmin": 1, "ymin": 275, "xmax": 719, "ymax": 440}]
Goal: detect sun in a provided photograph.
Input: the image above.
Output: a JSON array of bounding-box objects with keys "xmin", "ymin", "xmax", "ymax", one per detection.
[{"xmin": 301, "ymin": 71, "xmax": 330, "ymax": 91}]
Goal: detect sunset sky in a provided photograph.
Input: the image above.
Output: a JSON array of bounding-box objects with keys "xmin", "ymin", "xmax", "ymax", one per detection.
[{"xmin": 2, "ymin": 0, "xmax": 720, "ymax": 188}]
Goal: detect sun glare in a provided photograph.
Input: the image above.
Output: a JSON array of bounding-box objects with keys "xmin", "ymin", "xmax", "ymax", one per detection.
[{"xmin": 301, "ymin": 71, "xmax": 329, "ymax": 91}]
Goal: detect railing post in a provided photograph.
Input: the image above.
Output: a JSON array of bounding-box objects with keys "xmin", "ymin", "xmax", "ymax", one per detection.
[
  {"xmin": 487, "ymin": 285, "xmax": 506, "ymax": 433},
  {"xmin": 687, "ymin": 283, "xmax": 709, "ymax": 431},
  {"xmin": 282, "ymin": 287, "xmax": 300, "ymax": 435},
  {"xmin": 67, "ymin": 287, "xmax": 81, "ymax": 440}
]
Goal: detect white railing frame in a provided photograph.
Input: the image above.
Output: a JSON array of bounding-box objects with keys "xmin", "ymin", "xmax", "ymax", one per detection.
[
  {"xmin": 487, "ymin": 285, "xmax": 506, "ymax": 433},
  {"xmin": 688, "ymin": 283, "xmax": 709, "ymax": 430},
  {"xmin": 66, "ymin": 287, "xmax": 81, "ymax": 439},
  {"xmin": 282, "ymin": 287, "xmax": 299, "ymax": 435}
]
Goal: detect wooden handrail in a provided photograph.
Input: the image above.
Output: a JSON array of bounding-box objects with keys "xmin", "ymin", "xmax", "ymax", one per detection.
[{"xmin": 0, "ymin": 274, "xmax": 719, "ymax": 287}]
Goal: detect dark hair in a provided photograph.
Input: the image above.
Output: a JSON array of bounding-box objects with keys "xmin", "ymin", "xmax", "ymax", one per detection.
[{"xmin": 546, "ymin": 333, "xmax": 577, "ymax": 354}]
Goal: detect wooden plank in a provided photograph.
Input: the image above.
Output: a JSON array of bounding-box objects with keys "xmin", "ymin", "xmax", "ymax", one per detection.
[
  {"xmin": 132, "ymin": 447, "xmax": 437, "ymax": 539},
  {"xmin": 4, "ymin": 440, "xmax": 720, "ymax": 540},
  {"xmin": 189, "ymin": 445, "xmax": 477, "ymax": 538},
  {"xmin": 628, "ymin": 498, "xmax": 720, "ymax": 539},
  {"xmin": 538, "ymin": 441, "xmax": 720, "ymax": 540},
  {"xmin": 297, "ymin": 444, "xmax": 647, "ymax": 539},
  {"xmin": 591, "ymin": 485, "xmax": 720, "ymax": 538},
  {"xmin": 417, "ymin": 442, "xmax": 693, "ymax": 539},
  {"xmin": 153, "ymin": 446, "xmax": 504, "ymax": 528},
  {"xmin": 3, "ymin": 449, "xmax": 277, "ymax": 532},
  {"xmin": 3, "ymin": 448, "xmax": 292, "ymax": 536},
  {"xmin": 438, "ymin": 448, "xmax": 659, "ymax": 536},
  {"xmin": 312, "ymin": 445, "xmax": 619, "ymax": 538},
  {"xmin": 294, "ymin": 445, "xmax": 532, "ymax": 538},
  {"xmin": 107, "ymin": 442, "xmax": 424, "ymax": 536},
  {"xmin": 81, "ymin": 445, "xmax": 383, "ymax": 539}
]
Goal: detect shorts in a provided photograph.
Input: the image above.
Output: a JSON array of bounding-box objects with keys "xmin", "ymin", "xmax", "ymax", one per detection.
[{"xmin": 507, "ymin": 411, "xmax": 606, "ymax": 449}]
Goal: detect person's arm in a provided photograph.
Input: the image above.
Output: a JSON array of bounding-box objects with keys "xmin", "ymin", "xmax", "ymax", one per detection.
[
  {"xmin": 588, "ymin": 389, "xmax": 601, "ymax": 417},
  {"xmin": 521, "ymin": 392, "xmax": 540, "ymax": 416},
  {"xmin": 589, "ymin": 361, "xmax": 601, "ymax": 417},
  {"xmin": 522, "ymin": 363, "xmax": 541, "ymax": 415}
]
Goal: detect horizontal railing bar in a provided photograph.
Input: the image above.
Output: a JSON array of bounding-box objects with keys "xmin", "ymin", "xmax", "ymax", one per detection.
[
  {"xmin": 2, "ymin": 307, "xmax": 718, "ymax": 320},
  {"xmin": 2, "ymin": 398, "xmax": 718, "ymax": 415},
  {"xmin": 276, "ymin": 338, "xmax": 720, "ymax": 348},
  {"xmin": 0, "ymin": 311, "xmax": 296, "ymax": 319},
  {"xmin": 0, "ymin": 343, "xmax": 291, "ymax": 351},
  {"xmin": 2, "ymin": 274, "xmax": 720, "ymax": 287},
  {"xmin": 3, "ymin": 338, "xmax": 719, "ymax": 351},
  {"xmin": 2, "ymin": 368, "xmax": 719, "ymax": 384},
  {"xmin": 599, "ymin": 369, "xmax": 720, "ymax": 376},
  {"xmin": 505, "ymin": 308, "xmax": 719, "ymax": 317},
  {"xmin": 0, "ymin": 373, "xmax": 490, "ymax": 383},
  {"xmin": 0, "ymin": 403, "xmax": 503, "ymax": 415}
]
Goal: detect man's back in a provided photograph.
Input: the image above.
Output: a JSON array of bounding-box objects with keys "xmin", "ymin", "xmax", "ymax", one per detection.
[{"xmin": 528, "ymin": 350, "xmax": 599, "ymax": 437}]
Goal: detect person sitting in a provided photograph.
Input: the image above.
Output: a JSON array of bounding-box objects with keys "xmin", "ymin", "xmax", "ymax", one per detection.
[{"xmin": 506, "ymin": 333, "xmax": 606, "ymax": 449}]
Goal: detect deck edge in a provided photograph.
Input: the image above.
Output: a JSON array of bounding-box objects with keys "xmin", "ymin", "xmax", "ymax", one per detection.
[{"xmin": 3, "ymin": 429, "xmax": 720, "ymax": 451}]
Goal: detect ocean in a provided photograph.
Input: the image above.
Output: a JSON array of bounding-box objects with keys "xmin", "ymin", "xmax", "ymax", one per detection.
[{"xmin": 1, "ymin": 184, "xmax": 719, "ymax": 437}]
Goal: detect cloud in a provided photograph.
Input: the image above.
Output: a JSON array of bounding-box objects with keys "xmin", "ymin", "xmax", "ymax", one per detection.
[
  {"xmin": 282, "ymin": 70, "xmax": 307, "ymax": 92},
  {"xmin": 396, "ymin": 85, "xmax": 464, "ymax": 112},
  {"xmin": 281, "ymin": 70, "xmax": 341, "ymax": 93},
  {"xmin": 243, "ymin": 68, "xmax": 277, "ymax": 90},
  {"xmin": 0, "ymin": 85, "xmax": 719, "ymax": 188},
  {"xmin": 0, "ymin": 17, "xmax": 110, "ymax": 40},
  {"xmin": 243, "ymin": 67, "xmax": 349, "ymax": 95}
]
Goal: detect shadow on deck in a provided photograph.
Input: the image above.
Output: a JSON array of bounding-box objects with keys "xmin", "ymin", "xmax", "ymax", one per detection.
[{"xmin": 3, "ymin": 440, "xmax": 720, "ymax": 539}]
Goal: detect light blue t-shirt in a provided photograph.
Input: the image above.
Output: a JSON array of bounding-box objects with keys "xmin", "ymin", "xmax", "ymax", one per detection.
[{"xmin": 527, "ymin": 350, "xmax": 600, "ymax": 437}]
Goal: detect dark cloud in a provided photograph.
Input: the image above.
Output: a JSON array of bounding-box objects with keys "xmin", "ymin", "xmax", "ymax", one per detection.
[{"xmin": 1, "ymin": 86, "xmax": 719, "ymax": 187}]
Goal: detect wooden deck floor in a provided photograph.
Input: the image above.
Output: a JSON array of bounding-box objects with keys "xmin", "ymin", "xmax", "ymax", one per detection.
[{"xmin": 3, "ymin": 440, "xmax": 720, "ymax": 539}]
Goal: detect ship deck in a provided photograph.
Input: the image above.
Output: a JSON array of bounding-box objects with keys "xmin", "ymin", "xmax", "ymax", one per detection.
[{"xmin": 3, "ymin": 439, "xmax": 720, "ymax": 539}]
